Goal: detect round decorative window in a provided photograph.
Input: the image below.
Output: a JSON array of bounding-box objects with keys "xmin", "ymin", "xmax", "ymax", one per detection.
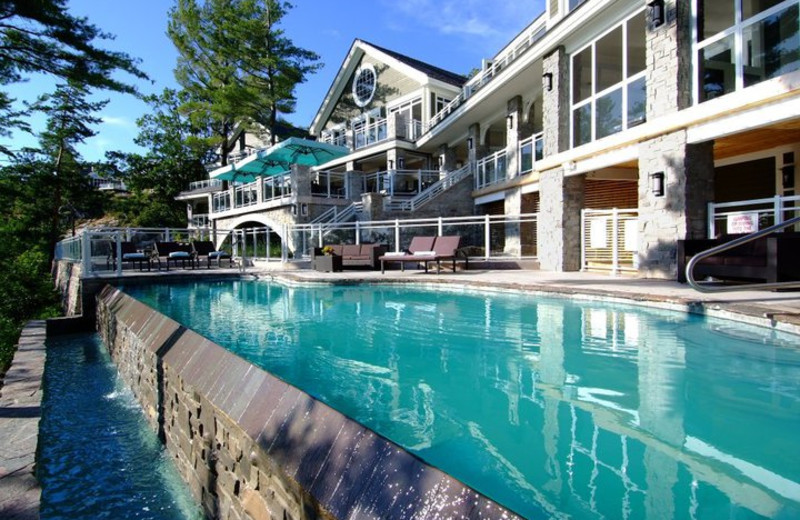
[{"xmin": 352, "ymin": 64, "xmax": 377, "ymax": 107}]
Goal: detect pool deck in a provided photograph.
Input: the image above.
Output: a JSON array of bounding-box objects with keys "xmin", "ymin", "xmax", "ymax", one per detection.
[{"xmin": 2, "ymin": 266, "xmax": 799, "ymax": 519}]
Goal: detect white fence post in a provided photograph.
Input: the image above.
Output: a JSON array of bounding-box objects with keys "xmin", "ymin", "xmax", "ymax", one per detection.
[
  {"xmin": 115, "ymin": 232, "xmax": 123, "ymax": 276},
  {"xmin": 611, "ymin": 209, "xmax": 619, "ymax": 276},
  {"xmin": 394, "ymin": 219, "xmax": 400, "ymax": 252},
  {"xmin": 437, "ymin": 217, "xmax": 443, "ymax": 236},
  {"xmin": 484, "ymin": 214, "xmax": 491, "ymax": 260},
  {"xmin": 707, "ymin": 201, "xmax": 716, "ymax": 237},
  {"xmin": 774, "ymin": 194, "xmax": 783, "ymax": 226},
  {"xmin": 266, "ymin": 229, "xmax": 271, "ymax": 262},
  {"xmin": 81, "ymin": 232, "xmax": 92, "ymax": 275},
  {"xmin": 356, "ymin": 221, "xmax": 361, "ymax": 245},
  {"xmin": 580, "ymin": 209, "xmax": 586, "ymax": 271}
]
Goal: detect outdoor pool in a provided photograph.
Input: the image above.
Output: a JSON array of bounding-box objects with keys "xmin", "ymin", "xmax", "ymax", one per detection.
[
  {"xmin": 123, "ymin": 280, "xmax": 800, "ymax": 519},
  {"xmin": 38, "ymin": 333, "xmax": 203, "ymax": 520}
]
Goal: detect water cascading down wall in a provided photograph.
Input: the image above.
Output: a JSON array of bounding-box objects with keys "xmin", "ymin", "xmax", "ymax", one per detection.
[{"xmin": 95, "ymin": 285, "xmax": 521, "ymax": 520}]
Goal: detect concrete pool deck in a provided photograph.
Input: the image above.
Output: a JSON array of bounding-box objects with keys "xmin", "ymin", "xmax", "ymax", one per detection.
[{"xmin": 2, "ymin": 266, "xmax": 799, "ymax": 518}]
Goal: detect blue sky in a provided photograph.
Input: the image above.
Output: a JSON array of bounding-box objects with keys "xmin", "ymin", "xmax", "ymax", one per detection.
[{"xmin": 6, "ymin": 0, "xmax": 544, "ymax": 162}]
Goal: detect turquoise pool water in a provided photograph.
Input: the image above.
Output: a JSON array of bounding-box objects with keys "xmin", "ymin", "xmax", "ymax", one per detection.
[
  {"xmin": 125, "ymin": 281, "xmax": 800, "ymax": 519},
  {"xmin": 39, "ymin": 334, "xmax": 203, "ymax": 520}
]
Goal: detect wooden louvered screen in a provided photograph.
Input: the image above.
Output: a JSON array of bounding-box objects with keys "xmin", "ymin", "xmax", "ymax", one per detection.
[{"xmin": 584, "ymin": 179, "xmax": 638, "ymax": 210}]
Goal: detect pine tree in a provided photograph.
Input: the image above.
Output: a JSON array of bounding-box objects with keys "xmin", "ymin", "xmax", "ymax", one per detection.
[
  {"xmin": 0, "ymin": 0, "xmax": 147, "ymax": 155},
  {"xmin": 168, "ymin": 0, "xmax": 321, "ymax": 161}
]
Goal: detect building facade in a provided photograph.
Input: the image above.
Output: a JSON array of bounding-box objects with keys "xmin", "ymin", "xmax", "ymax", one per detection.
[{"xmin": 179, "ymin": 0, "xmax": 800, "ymax": 279}]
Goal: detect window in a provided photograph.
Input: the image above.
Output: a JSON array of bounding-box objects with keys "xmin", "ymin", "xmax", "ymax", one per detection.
[
  {"xmin": 695, "ymin": 0, "xmax": 800, "ymax": 103},
  {"xmin": 570, "ymin": 10, "xmax": 647, "ymax": 148},
  {"xmin": 434, "ymin": 95, "xmax": 451, "ymax": 114},
  {"xmin": 352, "ymin": 64, "xmax": 377, "ymax": 107}
]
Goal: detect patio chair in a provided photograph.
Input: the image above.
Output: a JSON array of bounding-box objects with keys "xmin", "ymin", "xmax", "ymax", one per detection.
[
  {"xmin": 425, "ymin": 235, "xmax": 467, "ymax": 273},
  {"xmin": 192, "ymin": 240, "xmax": 232, "ymax": 268},
  {"xmin": 154, "ymin": 241, "xmax": 195, "ymax": 271},
  {"xmin": 109, "ymin": 241, "xmax": 150, "ymax": 271},
  {"xmin": 379, "ymin": 236, "xmax": 436, "ymax": 273}
]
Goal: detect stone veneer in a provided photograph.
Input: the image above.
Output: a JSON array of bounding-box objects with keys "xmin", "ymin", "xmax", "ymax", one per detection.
[{"xmin": 96, "ymin": 285, "xmax": 521, "ymax": 520}]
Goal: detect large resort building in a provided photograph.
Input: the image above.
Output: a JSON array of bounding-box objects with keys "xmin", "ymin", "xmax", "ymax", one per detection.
[{"xmin": 177, "ymin": 0, "xmax": 800, "ymax": 280}]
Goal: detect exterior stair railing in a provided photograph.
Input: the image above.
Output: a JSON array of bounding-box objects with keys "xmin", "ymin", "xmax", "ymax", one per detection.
[
  {"xmin": 386, "ymin": 164, "xmax": 472, "ymax": 212},
  {"xmin": 686, "ymin": 215, "xmax": 800, "ymax": 292}
]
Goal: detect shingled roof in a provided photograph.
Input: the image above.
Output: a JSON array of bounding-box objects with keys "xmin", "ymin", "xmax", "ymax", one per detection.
[{"xmin": 365, "ymin": 41, "xmax": 467, "ymax": 87}]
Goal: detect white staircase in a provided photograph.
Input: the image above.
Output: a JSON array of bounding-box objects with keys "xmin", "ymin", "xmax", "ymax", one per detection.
[
  {"xmin": 311, "ymin": 202, "xmax": 363, "ymax": 233},
  {"xmin": 385, "ymin": 165, "xmax": 472, "ymax": 212}
]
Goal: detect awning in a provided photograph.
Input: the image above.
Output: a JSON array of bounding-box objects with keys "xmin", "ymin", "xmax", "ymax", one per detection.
[{"xmin": 209, "ymin": 137, "xmax": 349, "ymax": 182}]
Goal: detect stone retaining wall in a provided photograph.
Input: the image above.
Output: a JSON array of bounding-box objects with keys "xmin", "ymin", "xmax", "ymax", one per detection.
[{"xmin": 96, "ymin": 285, "xmax": 520, "ymax": 520}]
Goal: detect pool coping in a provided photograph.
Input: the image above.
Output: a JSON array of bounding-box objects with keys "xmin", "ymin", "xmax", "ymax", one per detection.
[{"xmin": 0, "ymin": 321, "xmax": 46, "ymax": 520}]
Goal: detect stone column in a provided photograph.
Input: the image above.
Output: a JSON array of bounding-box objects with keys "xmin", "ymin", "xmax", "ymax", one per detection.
[
  {"xmin": 538, "ymin": 168, "xmax": 584, "ymax": 271},
  {"xmin": 542, "ymin": 46, "xmax": 569, "ymax": 157},
  {"xmin": 646, "ymin": 0, "xmax": 692, "ymax": 119},
  {"xmin": 504, "ymin": 187, "xmax": 522, "ymax": 256},
  {"xmin": 637, "ymin": 131, "xmax": 714, "ymax": 278},
  {"xmin": 467, "ymin": 123, "xmax": 483, "ymax": 169},
  {"xmin": 438, "ymin": 144, "xmax": 456, "ymax": 178},
  {"xmin": 506, "ymin": 96, "xmax": 523, "ymax": 180}
]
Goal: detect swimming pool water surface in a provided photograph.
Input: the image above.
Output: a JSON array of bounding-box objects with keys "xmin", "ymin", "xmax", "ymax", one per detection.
[
  {"xmin": 124, "ymin": 280, "xmax": 800, "ymax": 519},
  {"xmin": 39, "ymin": 334, "xmax": 203, "ymax": 520}
]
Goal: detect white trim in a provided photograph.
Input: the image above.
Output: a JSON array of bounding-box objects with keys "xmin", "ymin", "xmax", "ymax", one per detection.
[{"xmin": 474, "ymin": 190, "xmax": 506, "ymax": 205}]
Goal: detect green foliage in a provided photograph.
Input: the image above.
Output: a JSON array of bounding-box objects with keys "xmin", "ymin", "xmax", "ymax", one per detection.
[
  {"xmin": 0, "ymin": 0, "xmax": 147, "ymax": 156},
  {"xmin": 168, "ymin": 0, "xmax": 321, "ymax": 152}
]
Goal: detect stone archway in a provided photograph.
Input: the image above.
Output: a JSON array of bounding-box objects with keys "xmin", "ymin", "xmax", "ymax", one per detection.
[{"xmin": 212, "ymin": 209, "xmax": 295, "ymax": 251}]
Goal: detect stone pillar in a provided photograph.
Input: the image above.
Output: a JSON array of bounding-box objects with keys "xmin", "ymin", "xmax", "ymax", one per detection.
[
  {"xmin": 361, "ymin": 192, "xmax": 386, "ymax": 221},
  {"xmin": 646, "ymin": 0, "xmax": 692, "ymax": 119},
  {"xmin": 506, "ymin": 95, "xmax": 523, "ymax": 180},
  {"xmin": 542, "ymin": 46, "xmax": 569, "ymax": 157},
  {"xmin": 538, "ymin": 168, "xmax": 584, "ymax": 271},
  {"xmin": 637, "ymin": 131, "xmax": 714, "ymax": 278},
  {"xmin": 504, "ymin": 187, "xmax": 522, "ymax": 256},
  {"xmin": 467, "ymin": 123, "xmax": 483, "ymax": 169},
  {"xmin": 438, "ymin": 144, "xmax": 456, "ymax": 177}
]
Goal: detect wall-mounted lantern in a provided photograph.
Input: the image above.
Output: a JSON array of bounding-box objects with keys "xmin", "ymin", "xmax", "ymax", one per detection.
[
  {"xmin": 467, "ymin": 137, "xmax": 474, "ymax": 150},
  {"xmin": 542, "ymin": 72, "xmax": 553, "ymax": 92},
  {"xmin": 650, "ymin": 171, "xmax": 665, "ymax": 197},
  {"xmin": 648, "ymin": 0, "xmax": 665, "ymax": 28}
]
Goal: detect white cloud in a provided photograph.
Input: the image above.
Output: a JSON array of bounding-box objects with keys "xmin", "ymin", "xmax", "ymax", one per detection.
[{"xmin": 101, "ymin": 115, "xmax": 135, "ymax": 128}]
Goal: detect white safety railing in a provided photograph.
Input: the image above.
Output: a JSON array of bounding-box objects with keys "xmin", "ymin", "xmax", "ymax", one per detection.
[
  {"xmin": 212, "ymin": 191, "xmax": 231, "ymax": 213},
  {"xmin": 354, "ymin": 118, "xmax": 389, "ymax": 149},
  {"xmin": 708, "ymin": 194, "xmax": 800, "ymax": 237},
  {"xmin": 311, "ymin": 171, "xmax": 348, "ymax": 199},
  {"xmin": 428, "ymin": 20, "xmax": 547, "ymax": 129},
  {"xmin": 262, "ymin": 172, "xmax": 292, "ymax": 202},
  {"xmin": 234, "ymin": 182, "xmax": 258, "ymax": 208},
  {"xmin": 475, "ymin": 150, "xmax": 508, "ymax": 190},
  {"xmin": 187, "ymin": 179, "xmax": 223, "ymax": 192},
  {"xmin": 386, "ymin": 165, "xmax": 472, "ymax": 212},
  {"xmin": 581, "ymin": 209, "xmax": 639, "ymax": 275},
  {"xmin": 296, "ymin": 213, "xmax": 538, "ymax": 260},
  {"xmin": 190, "ymin": 214, "xmax": 210, "ymax": 229}
]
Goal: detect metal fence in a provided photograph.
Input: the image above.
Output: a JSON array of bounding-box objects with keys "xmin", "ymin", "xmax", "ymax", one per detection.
[{"xmin": 708, "ymin": 194, "xmax": 800, "ymax": 236}]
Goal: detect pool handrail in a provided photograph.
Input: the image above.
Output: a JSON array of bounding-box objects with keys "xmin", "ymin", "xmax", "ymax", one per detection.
[{"xmin": 686, "ymin": 215, "xmax": 800, "ymax": 292}]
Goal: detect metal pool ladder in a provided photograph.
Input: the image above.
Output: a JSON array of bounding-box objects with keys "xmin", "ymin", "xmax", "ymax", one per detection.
[{"xmin": 686, "ymin": 215, "xmax": 800, "ymax": 293}]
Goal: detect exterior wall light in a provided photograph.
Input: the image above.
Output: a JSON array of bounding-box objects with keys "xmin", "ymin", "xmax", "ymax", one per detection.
[
  {"xmin": 650, "ymin": 171, "xmax": 665, "ymax": 197},
  {"xmin": 648, "ymin": 0, "xmax": 665, "ymax": 28},
  {"xmin": 542, "ymin": 72, "xmax": 553, "ymax": 92},
  {"xmin": 467, "ymin": 137, "xmax": 474, "ymax": 150},
  {"xmin": 507, "ymin": 114, "xmax": 514, "ymax": 130}
]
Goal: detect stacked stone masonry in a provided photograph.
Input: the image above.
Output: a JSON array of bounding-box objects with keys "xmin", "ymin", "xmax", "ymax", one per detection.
[{"xmin": 96, "ymin": 285, "xmax": 522, "ymax": 520}]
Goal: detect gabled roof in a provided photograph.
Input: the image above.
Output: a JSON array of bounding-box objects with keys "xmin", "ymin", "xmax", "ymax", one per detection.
[
  {"xmin": 310, "ymin": 39, "xmax": 466, "ymax": 135},
  {"xmin": 365, "ymin": 41, "xmax": 467, "ymax": 87}
]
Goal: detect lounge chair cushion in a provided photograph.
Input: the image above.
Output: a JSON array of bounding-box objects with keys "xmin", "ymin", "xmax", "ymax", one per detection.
[
  {"xmin": 413, "ymin": 251, "xmax": 436, "ymax": 256},
  {"xmin": 168, "ymin": 251, "xmax": 191, "ymax": 259},
  {"xmin": 383, "ymin": 252, "xmax": 407, "ymax": 257},
  {"xmin": 208, "ymin": 251, "xmax": 230, "ymax": 258},
  {"xmin": 122, "ymin": 252, "xmax": 147, "ymax": 260}
]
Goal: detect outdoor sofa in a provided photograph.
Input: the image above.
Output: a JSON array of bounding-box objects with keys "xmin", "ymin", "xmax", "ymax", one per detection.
[{"xmin": 311, "ymin": 243, "xmax": 388, "ymax": 270}]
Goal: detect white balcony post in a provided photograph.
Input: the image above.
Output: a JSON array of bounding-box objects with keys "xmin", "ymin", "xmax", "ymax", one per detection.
[
  {"xmin": 318, "ymin": 224, "xmax": 323, "ymax": 248},
  {"xmin": 484, "ymin": 214, "xmax": 491, "ymax": 260},
  {"xmin": 282, "ymin": 224, "xmax": 289, "ymax": 262},
  {"xmin": 394, "ymin": 219, "xmax": 401, "ymax": 252},
  {"xmin": 266, "ymin": 229, "xmax": 271, "ymax": 262},
  {"xmin": 355, "ymin": 221, "xmax": 361, "ymax": 245},
  {"xmin": 438, "ymin": 217, "xmax": 443, "ymax": 236}
]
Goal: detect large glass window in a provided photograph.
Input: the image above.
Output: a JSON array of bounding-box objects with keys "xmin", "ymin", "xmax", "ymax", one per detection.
[
  {"xmin": 695, "ymin": 0, "xmax": 800, "ymax": 103},
  {"xmin": 570, "ymin": 10, "xmax": 647, "ymax": 147}
]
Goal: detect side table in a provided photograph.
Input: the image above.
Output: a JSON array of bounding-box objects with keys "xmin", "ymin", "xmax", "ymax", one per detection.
[{"xmin": 314, "ymin": 254, "xmax": 343, "ymax": 272}]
